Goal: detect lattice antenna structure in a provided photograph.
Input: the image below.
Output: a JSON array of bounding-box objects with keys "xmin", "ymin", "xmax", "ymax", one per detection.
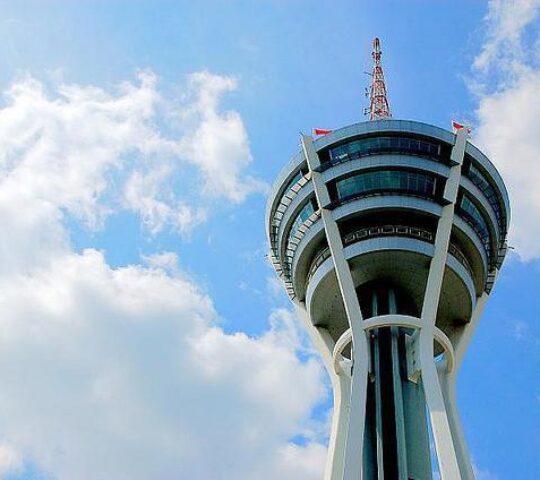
[{"xmin": 368, "ymin": 37, "xmax": 391, "ymax": 120}]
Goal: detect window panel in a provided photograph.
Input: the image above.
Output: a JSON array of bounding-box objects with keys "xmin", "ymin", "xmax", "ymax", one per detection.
[
  {"xmin": 286, "ymin": 201, "xmax": 316, "ymax": 249},
  {"xmin": 335, "ymin": 170, "xmax": 437, "ymax": 202},
  {"xmin": 459, "ymin": 194, "xmax": 492, "ymax": 256},
  {"xmin": 326, "ymin": 135, "xmax": 445, "ymax": 167},
  {"xmin": 466, "ymin": 163, "xmax": 504, "ymax": 230}
]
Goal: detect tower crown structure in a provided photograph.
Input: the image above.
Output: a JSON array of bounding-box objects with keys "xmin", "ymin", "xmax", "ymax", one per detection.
[
  {"xmin": 368, "ymin": 37, "xmax": 391, "ymax": 120},
  {"xmin": 266, "ymin": 79, "xmax": 510, "ymax": 479}
]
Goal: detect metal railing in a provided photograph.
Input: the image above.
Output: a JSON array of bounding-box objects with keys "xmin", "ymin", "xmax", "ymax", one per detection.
[
  {"xmin": 281, "ymin": 209, "xmax": 321, "ymax": 282},
  {"xmin": 269, "ymin": 172, "xmax": 311, "ymax": 261},
  {"xmin": 306, "ymin": 225, "xmax": 473, "ymax": 283},
  {"xmin": 448, "ymin": 244, "xmax": 474, "ymax": 277},
  {"xmin": 343, "ymin": 224, "xmax": 433, "ymax": 245}
]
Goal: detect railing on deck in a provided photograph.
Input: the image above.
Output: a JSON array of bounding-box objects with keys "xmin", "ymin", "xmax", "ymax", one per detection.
[{"xmin": 306, "ymin": 225, "xmax": 473, "ymax": 283}]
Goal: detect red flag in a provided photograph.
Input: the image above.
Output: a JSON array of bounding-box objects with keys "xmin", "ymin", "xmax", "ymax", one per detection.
[
  {"xmin": 313, "ymin": 128, "xmax": 333, "ymax": 136},
  {"xmin": 452, "ymin": 121, "xmax": 471, "ymax": 133}
]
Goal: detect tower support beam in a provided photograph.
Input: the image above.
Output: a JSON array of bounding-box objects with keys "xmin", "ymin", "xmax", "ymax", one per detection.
[
  {"xmin": 301, "ymin": 313, "xmax": 352, "ymax": 480},
  {"xmin": 419, "ymin": 127, "xmax": 467, "ymax": 479},
  {"xmin": 301, "ymin": 134, "xmax": 369, "ymax": 480}
]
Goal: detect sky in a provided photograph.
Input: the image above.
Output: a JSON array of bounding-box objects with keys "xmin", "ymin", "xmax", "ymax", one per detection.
[{"xmin": 0, "ymin": 0, "xmax": 537, "ymax": 479}]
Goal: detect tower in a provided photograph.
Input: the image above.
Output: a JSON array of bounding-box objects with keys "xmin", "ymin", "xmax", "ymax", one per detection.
[
  {"xmin": 266, "ymin": 42, "xmax": 510, "ymax": 480},
  {"xmin": 368, "ymin": 37, "xmax": 391, "ymax": 121}
]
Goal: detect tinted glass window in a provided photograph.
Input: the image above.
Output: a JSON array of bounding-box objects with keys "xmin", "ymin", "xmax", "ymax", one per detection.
[
  {"xmin": 459, "ymin": 194, "xmax": 492, "ymax": 254},
  {"xmin": 328, "ymin": 136, "xmax": 443, "ymax": 165},
  {"xmin": 335, "ymin": 170, "xmax": 437, "ymax": 202},
  {"xmin": 286, "ymin": 200, "xmax": 315, "ymax": 248},
  {"xmin": 466, "ymin": 163, "xmax": 504, "ymax": 229}
]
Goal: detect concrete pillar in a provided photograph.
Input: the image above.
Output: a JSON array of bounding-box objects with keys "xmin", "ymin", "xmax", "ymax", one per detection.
[
  {"xmin": 419, "ymin": 127, "xmax": 468, "ymax": 480},
  {"xmin": 301, "ymin": 134, "xmax": 369, "ymax": 480}
]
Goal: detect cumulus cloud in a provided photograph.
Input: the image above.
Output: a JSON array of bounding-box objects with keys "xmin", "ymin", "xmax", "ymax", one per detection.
[
  {"xmin": 0, "ymin": 71, "xmax": 326, "ymax": 479},
  {"xmin": 472, "ymin": 461, "xmax": 500, "ymax": 480},
  {"xmin": 0, "ymin": 72, "xmax": 166, "ymax": 229},
  {"xmin": 0, "ymin": 70, "xmax": 265, "ymax": 237},
  {"xmin": 273, "ymin": 443, "xmax": 327, "ymax": 479},
  {"xmin": 0, "ymin": 249, "xmax": 326, "ymax": 480},
  {"xmin": 0, "ymin": 444, "xmax": 22, "ymax": 476},
  {"xmin": 473, "ymin": 0, "xmax": 540, "ymax": 260},
  {"xmin": 123, "ymin": 167, "xmax": 207, "ymax": 235},
  {"xmin": 473, "ymin": 0, "xmax": 540, "ymax": 75},
  {"xmin": 179, "ymin": 71, "xmax": 268, "ymax": 203},
  {"xmin": 475, "ymin": 69, "xmax": 540, "ymax": 259}
]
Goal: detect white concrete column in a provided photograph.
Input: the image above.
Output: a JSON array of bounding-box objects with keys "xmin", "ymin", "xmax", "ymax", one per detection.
[
  {"xmin": 301, "ymin": 134, "xmax": 369, "ymax": 480},
  {"xmin": 294, "ymin": 303, "xmax": 334, "ymax": 369},
  {"xmin": 454, "ymin": 291, "xmax": 490, "ymax": 370},
  {"xmin": 294, "ymin": 304, "xmax": 352, "ymax": 480},
  {"xmin": 420, "ymin": 128, "xmax": 467, "ymax": 322},
  {"xmin": 325, "ymin": 372, "xmax": 352, "ymax": 480},
  {"xmin": 419, "ymin": 338, "xmax": 461, "ymax": 478},
  {"xmin": 438, "ymin": 368, "xmax": 475, "ymax": 480},
  {"xmin": 440, "ymin": 289, "xmax": 492, "ymax": 480},
  {"xmin": 419, "ymin": 127, "xmax": 468, "ymax": 480}
]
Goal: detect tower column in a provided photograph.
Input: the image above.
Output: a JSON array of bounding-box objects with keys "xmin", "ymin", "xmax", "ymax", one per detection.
[
  {"xmin": 301, "ymin": 134, "xmax": 369, "ymax": 480},
  {"xmin": 419, "ymin": 127, "xmax": 467, "ymax": 479},
  {"xmin": 442, "ymin": 290, "xmax": 493, "ymax": 480},
  {"xmin": 438, "ymin": 368, "xmax": 474, "ymax": 480},
  {"xmin": 292, "ymin": 305, "xmax": 352, "ymax": 480}
]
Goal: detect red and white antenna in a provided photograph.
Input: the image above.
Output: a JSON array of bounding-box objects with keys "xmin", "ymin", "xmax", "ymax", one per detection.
[{"xmin": 368, "ymin": 37, "xmax": 391, "ymax": 120}]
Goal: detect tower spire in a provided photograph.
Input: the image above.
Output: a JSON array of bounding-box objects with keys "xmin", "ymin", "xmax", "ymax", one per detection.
[{"xmin": 369, "ymin": 37, "xmax": 391, "ymax": 120}]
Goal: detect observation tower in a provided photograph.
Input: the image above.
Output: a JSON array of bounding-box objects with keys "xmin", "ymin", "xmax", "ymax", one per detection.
[{"xmin": 266, "ymin": 39, "xmax": 510, "ymax": 480}]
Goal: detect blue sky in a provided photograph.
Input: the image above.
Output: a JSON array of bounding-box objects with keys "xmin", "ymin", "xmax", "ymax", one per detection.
[{"xmin": 0, "ymin": 1, "xmax": 538, "ymax": 479}]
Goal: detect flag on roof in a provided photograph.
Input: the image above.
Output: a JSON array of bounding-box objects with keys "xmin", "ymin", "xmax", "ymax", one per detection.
[
  {"xmin": 452, "ymin": 121, "xmax": 471, "ymax": 133},
  {"xmin": 313, "ymin": 128, "xmax": 333, "ymax": 136}
]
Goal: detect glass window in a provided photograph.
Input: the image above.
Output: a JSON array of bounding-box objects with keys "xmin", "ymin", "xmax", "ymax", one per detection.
[
  {"xmin": 327, "ymin": 135, "xmax": 446, "ymax": 167},
  {"xmin": 286, "ymin": 200, "xmax": 316, "ymax": 248},
  {"xmin": 335, "ymin": 170, "xmax": 437, "ymax": 202},
  {"xmin": 466, "ymin": 162, "xmax": 504, "ymax": 228},
  {"xmin": 459, "ymin": 194, "xmax": 492, "ymax": 253}
]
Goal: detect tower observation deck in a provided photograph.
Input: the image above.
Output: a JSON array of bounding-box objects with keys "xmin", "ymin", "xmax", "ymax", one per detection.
[{"xmin": 266, "ymin": 120, "xmax": 510, "ymax": 479}]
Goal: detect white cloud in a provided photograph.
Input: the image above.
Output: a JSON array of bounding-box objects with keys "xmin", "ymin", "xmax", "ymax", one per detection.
[
  {"xmin": 179, "ymin": 71, "xmax": 268, "ymax": 203},
  {"xmin": 0, "ymin": 249, "xmax": 327, "ymax": 480},
  {"xmin": 0, "ymin": 70, "xmax": 265, "ymax": 238},
  {"xmin": 0, "ymin": 72, "xmax": 166, "ymax": 229},
  {"xmin": 0, "ymin": 444, "xmax": 22, "ymax": 476},
  {"xmin": 141, "ymin": 251, "xmax": 182, "ymax": 274},
  {"xmin": 473, "ymin": 0, "xmax": 540, "ymax": 260},
  {"xmin": 473, "ymin": 0, "xmax": 540, "ymax": 75},
  {"xmin": 272, "ymin": 443, "xmax": 327, "ymax": 480},
  {"xmin": 472, "ymin": 460, "xmax": 500, "ymax": 480},
  {"xmin": 0, "ymin": 72, "xmax": 326, "ymax": 479},
  {"xmin": 475, "ymin": 69, "xmax": 540, "ymax": 259},
  {"xmin": 512, "ymin": 319, "xmax": 530, "ymax": 340},
  {"xmin": 123, "ymin": 167, "xmax": 207, "ymax": 235},
  {"xmin": 267, "ymin": 275, "xmax": 285, "ymax": 299}
]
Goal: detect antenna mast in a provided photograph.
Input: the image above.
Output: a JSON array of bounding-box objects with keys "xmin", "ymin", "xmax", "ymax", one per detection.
[{"xmin": 368, "ymin": 37, "xmax": 391, "ymax": 120}]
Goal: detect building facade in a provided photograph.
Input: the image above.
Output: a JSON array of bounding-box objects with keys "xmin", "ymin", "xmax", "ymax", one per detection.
[{"xmin": 266, "ymin": 120, "xmax": 510, "ymax": 479}]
